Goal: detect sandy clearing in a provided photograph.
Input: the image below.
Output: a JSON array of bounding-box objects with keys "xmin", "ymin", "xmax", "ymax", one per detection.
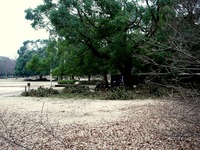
[
  {"xmin": 0, "ymin": 96, "xmax": 157, "ymax": 125},
  {"xmin": 0, "ymin": 78, "xmax": 161, "ymax": 125}
]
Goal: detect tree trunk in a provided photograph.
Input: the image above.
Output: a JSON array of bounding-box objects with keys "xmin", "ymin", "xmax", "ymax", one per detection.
[
  {"xmin": 102, "ymin": 73, "xmax": 109, "ymax": 87},
  {"xmin": 88, "ymin": 74, "xmax": 91, "ymax": 81},
  {"xmin": 71, "ymin": 75, "xmax": 74, "ymax": 80},
  {"xmin": 60, "ymin": 75, "xmax": 63, "ymax": 80},
  {"xmin": 39, "ymin": 75, "xmax": 43, "ymax": 80},
  {"xmin": 123, "ymin": 71, "xmax": 133, "ymax": 87},
  {"xmin": 121, "ymin": 60, "xmax": 133, "ymax": 87}
]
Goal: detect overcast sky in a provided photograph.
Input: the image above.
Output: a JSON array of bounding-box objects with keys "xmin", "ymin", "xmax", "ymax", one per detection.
[{"xmin": 0, "ymin": 0, "xmax": 49, "ymax": 59}]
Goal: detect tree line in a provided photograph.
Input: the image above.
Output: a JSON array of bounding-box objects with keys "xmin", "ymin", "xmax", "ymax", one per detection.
[
  {"xmin": 0, "ymin": 56, "xmax": 16, "ymax": 77},
  {"xmin": 15, "ymin": 0, "xmax": 200, "ymax": 86}
]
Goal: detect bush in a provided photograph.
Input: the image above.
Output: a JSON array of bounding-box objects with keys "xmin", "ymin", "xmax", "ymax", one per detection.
[
  {"xmin": 60, "ymin": 85, "xmax": 161, "ymax": 100},
  {"xmin": 21, "ymin": 86, "xmax": 59, "ymax": 97},
  {"xmin": 96, "ymin": 84, "xmax": 168, "ymax": 100},
  {"xmin": 102, "ymin": 86, "xmax": 137, "ymax": 100},
  {"xmin": 58, "ymin": 80, "xmax": 76, "ymax": 85},
  {"xmin": 62, "ymin": 85, "xmax": 90, "ymax": 94}
]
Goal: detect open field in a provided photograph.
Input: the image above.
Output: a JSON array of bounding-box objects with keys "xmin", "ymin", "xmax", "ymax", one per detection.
[
  {"xmin": 0, "ymin": 78, "xmax": 199, "ymax": 149},
  {"xmin": 0, "ymin": 78, "xmax": 57, "ymax": 97}
]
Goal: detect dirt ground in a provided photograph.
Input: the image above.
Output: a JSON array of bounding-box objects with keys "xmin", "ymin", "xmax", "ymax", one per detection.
[
  {"xmin": 0, "ymin": 78, "xmax": 156, "ymax": 124},
  {"xmin": 0, "ymin": 78, "xmax": 199, "ymax": 149},
  {"xmin": 0, "ymin": 96, "xmax": 157, "ymax": 125}
]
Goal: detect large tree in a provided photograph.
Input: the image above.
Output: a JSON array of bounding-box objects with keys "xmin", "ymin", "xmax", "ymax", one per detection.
[{"xmin": 26, "ymin": 0, "xmax": 193, "ymax": 86}]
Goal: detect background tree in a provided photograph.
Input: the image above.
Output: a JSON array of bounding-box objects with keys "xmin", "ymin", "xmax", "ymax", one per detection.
[
  {"xmin": 44, "ymin": 39, "xmax": 70, "ymax": 80},
  {"xmin": 47, "ymin": 39, "xmax": 112, "ymax": 81},
  {"xmin": 0, "ymin": 56, "xmax": 16, "ymax": 77},
  {"xmin": 26, "ymin": 39, "xmax": 50, "ymax": 79},
  {"xmin": 15, "ymin": 40, "xmax": 50, "ymax": 78},
  {"xmin": 15, "ymin": 41, "xmax": 35, "ymax": 77}
]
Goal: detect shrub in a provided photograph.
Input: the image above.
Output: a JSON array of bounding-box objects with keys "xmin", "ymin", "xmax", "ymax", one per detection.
[
  {"xmin": 102, "ymin": 86, "xmax": 137, "ymax": 100},
  {"xmin": 21, "ymin": 86, "xmax": 59, "ymax": 97},
  {"xmin": 62, "ymin": 85, "xmax": 90, "ymax": 94},
  {"xmin": 58, "ymin": 80, "xmax": 76, "ymax": 84}
]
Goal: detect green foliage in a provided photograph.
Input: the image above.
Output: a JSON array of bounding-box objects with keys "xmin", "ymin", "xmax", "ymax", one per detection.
[
  {"xmin": 103, "ymin": 86, "xmax": 137, "ymax": 100},
  {"xmin": 21, "ymin": 86, "xmax": 59, "ymax": 97},
  {"xmin": 24, "ymin": 0, "xmax": 200, "ymax": 87},
  {"xmin": 48, "ymin": 40, "xmax": 68, "ymax": 77},
  {"xmin": 15, "ymin": 40, "xmax": 50, "ymax": 77},
  {"xmin": 15, "ymin": 41, "xmax": 35, "ymax": 77},
  {"xmin": 62, "ymin": 85, "xmax": 90, "ymax": 94},
  {"xmin": 54, "ymin": 39, "xmax": 111, "ymax": 78},
  {"xmin": 58, "ymin": 80, "xmax": 77, "ymax": 85},
  {"xmin": 52, "ymin": 67, "xmax": 62, "ymax": 76},
  {"xmin": 25, "ymin": 0, "xmax": 150, "ymax": 86},
  {"xmin": 25, "ymin": 40, "xmax": 50, "ymax": 78},
  {"xmin": 57, "ymin": 84, "xmax": 169, "ymax": 100}
]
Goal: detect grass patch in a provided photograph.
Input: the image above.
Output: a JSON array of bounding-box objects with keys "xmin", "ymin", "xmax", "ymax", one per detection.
[{"xmin": 58, "ymin": 79, "xmax": 77, "ymax": 84}]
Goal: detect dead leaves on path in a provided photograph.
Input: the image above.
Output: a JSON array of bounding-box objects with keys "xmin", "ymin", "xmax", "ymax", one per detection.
[{"xmin": 0, "ymin": 101, "xmax": 199, "ymax": 149}]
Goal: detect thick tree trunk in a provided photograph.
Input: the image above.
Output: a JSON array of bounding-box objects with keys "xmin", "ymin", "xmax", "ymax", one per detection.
[
  {"xmin": 121, "ymin": 59, "xmax": 133, "ymax": 87},
  {"xmin": 123, "ymin": 72, "xmax": 133, "ymax": 87}
]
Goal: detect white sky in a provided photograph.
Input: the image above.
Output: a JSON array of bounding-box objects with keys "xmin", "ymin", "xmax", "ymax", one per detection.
[{"xmin": 0, "ymin": 0, "xmax": 49, "ymax": 59}]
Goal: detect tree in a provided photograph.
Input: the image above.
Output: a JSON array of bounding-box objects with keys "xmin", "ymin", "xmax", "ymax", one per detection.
[
  {"xmin": 169, "ymin": 0, "xmax": 200, "ymax": 73},
  {"xmin": 45, "ymin": 39, "xmax": 67, "ymax": 80},
  {"xmin": 15, "ymin": 41, "xmax": 35, "ymax": 77},
  {"xmin": 26, "ymin": 0, "xmax": 192, "ymax": 86},
  {"xmin": 15, "ymin": 40, "xmax": 50, "ymax": 78},
  {"xmin": 46, "ymin": 39, "xmax": 111, "ymax": 81},
  {"xmin": 142, "ymin": 0, "xmax": 200, "ymax": 75},
  {"xmin": 0, "ymin": 56, "xmax": 16, "ymax": 77},
  {"xmin": 26, "ymin": 39, "xmax": 50, "ymax": 79}
]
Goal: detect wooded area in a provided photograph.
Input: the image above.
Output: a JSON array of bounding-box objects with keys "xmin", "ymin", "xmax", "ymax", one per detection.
[{"xmin": 14, "ymin": 0, "xmax": 200, "ymax": 87}]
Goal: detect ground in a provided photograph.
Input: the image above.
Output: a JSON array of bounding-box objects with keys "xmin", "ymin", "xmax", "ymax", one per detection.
[{"xmin": 0, "ymin": 78, "xmax": 199, "ymax": 149}]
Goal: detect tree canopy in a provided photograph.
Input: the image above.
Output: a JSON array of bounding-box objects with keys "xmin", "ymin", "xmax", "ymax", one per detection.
[
  {"xmin": 24, "ymin": 0, "xmax": 200, "ymax": 86},
  {"xmin": 15, "ymin": 40, "xmax": 50, "ymax": 78}
]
